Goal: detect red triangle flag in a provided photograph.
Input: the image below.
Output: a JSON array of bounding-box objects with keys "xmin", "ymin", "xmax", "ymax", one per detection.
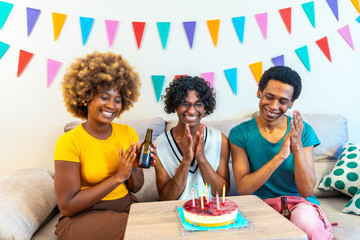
[
  {"xmin": 315, "ymin": 37, "xmax": 332, "ymax": 62},
  {"xmin": 132, "ymin": 22, "xmax": 146, "ymax": 49},
  {"xmin": 17, "ymin": 50, "xmax": 34, "ymax": 77},
  {"xmin": 279, "ymin": 7, "xmax": 292, "ymax": 34}
]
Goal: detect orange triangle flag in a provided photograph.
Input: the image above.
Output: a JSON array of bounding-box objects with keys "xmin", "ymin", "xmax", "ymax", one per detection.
[
  {"xmin": 279, "ymin": 7, "xmax": 291, "ymax": 34},
  {"xmin": 52, "ymin": 12, "xmax": 67, "ymax": 41},
  {"xmin": 351, "ymin": 0, "xmax": 360, "ymax": 13},
  {"xmin": 206, "ymin": 19, "xmax": 220, "ymax": 47},
  {"xmin": 315, "ymin": 37, "xmax": 332, "ymax": 62},
  {"xmin": 17, "ymin": 50, "xmax": 34, "ymax": 77},
  {"xmin": 249, "ymin": 62, "xmax": 263, "ymax": 83}
]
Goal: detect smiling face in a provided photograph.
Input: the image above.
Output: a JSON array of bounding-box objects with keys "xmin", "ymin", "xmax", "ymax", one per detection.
[
  {"xmin": 176, "ymin": 90, "xmax": 204, "ymax": 128},
  {"xmin": 257, "ymin": 79, "xmax": 294, "ymax": 123},
  {"xmin": 87, "ymin": 87, "xmax": 122, "ymax": 125}
]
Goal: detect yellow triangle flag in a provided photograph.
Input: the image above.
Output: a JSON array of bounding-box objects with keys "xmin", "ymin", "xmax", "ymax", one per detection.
[
  {"xmin": 351, "ymin": 0, "xmax": 360, "ymax": 13},
  {"xmin": 206, "ymin": 19, "xmax": 220, "ymax": 47},
  {"xmin": 52, "ymin": 12, "xmax": 67, "ymax": 41},
  {"xmin": 249, "ymin": 62, "xmax": 263, "ymax": 83}
]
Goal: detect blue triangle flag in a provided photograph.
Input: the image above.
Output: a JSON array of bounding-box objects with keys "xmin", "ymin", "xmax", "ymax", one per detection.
[
  {"xmin": 157, "ymin": 22, "xmax": 170, "ymax": 50},
  {"xmin": 0, "ymin": 1, "xmax": 13, "ymax": 29},
  {"xmin": 183, "ymin": 21, "xmax": 196, "ymax": 49},
  {"xmin": 271, "ymin": 55, "xmax": 284, "ymax": 66},
  {"xmin": 80, "ymin": 17, "xmax": 94, "ymax": 46},
  {"xmin": 224, "ymin": 68, "xmax": 237, "ymax": 95},
  {"xmin": 232, "ymin": 16, "xmax": 245, "ymax": 43},
  {"xmin": 356, "ymin": 16, "xmax": 360, "ymax": 23},
  {"xmin": 151, "ymin": 75, "xmax": 165, "ymax": 102},
  {"xmin": 326, "ymin": 0, "xmax": 339, "ymax": 21},
  {"xmin": 0, "ymin": 41, "xmax": 9, "ymax": 59},
  {"xmin": 27, "ymin": 8, "xmax": 41, "ymax": 36},
  {"xmin": 302, "ymin": 1, "xmax": 316, "ymax": 28},
  {"xmin": 295, "ymin": 46, "xmax": 311, "ymax": 71}
]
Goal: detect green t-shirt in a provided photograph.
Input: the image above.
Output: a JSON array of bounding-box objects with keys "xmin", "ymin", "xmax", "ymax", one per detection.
[{"xmin": 229, "ymin": 116, "xmax": 320, "ymax": 205}]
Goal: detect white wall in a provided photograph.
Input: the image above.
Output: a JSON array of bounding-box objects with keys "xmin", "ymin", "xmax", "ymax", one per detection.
[{"xmin": 0, "ymin": 0, "xmax": 359, "ymax": 177}]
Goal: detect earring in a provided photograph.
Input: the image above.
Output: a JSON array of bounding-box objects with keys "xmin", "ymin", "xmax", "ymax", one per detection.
[
  {"xmin": 257, "ymin": 96, "xmax": 260, "ymax": 99},
  {"xmin": 289, "ymin": 106, "xmax": 292, "ymax": 109}
]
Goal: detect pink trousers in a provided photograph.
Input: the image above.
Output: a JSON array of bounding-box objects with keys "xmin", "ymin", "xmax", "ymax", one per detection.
[{"xmin": 264, "ymin": 196, "xmax": 333, "ymax": 240}]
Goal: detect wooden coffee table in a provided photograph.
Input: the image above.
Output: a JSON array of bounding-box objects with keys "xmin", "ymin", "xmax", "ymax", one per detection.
[{"xmin": 124, "ymin": 195, "xmax": 307, "ymax": 239}]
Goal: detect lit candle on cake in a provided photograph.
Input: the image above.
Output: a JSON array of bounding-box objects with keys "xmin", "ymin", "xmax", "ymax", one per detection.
[
  {"xmin": 206, "ymin": 183, "xmax": 209, "ymax": 205},
  {"xmin": 216, "ymin": 191, "xmax": 221, "ymax": 212},
  {"xmin": 209, "ymin": 184, "xmax": 212, "ymax": 202},
  {"xmin": 222, "ymin": 184, "xmax": 225, "ymax": 205},
  {"xmin": 196, "ymin": 183, "xmax": 199, "ymax": 199},
  {"xmin": 191, "ymin": 185, "xmax": 195, "ymax": 208},
  {"xmin": 200, "ymin": 191, "xmax": 204, "ymax": 210},
  {"xmin": 205, "ymin": 183, "xmax": 208, "ymax": 203}
]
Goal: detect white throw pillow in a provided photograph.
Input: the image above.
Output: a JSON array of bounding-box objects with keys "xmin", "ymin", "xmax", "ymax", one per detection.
[
  {"xmin": 0, "ymin": 168, "xmax": 57, "ymax": 240},
  {"xmin": 342, "ymin": 188, "xmax": 360, "ymax": 215}
]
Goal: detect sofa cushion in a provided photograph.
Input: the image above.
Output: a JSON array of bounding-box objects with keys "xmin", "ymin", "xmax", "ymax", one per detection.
[
  {"xmin": 314, "ymin": 160, "xmax": 342, "ymax": 198},
  {"xmin": 64, "ymin": 117, "xmax": 165, "ymax": 142},
  {"xmin": 133, "ymin": 167, "xmax": 159, "ymax": 202},
  {"xmin": 342, "ymin": 188, "xmax": 360, "ymax": 215},
  {"xmin": 0, "ymin": 168, "xmax": 57, "ymax": 240},
  {"xmin": 318, "ymin": 142, "xmax": 360, "ymax": 197}
]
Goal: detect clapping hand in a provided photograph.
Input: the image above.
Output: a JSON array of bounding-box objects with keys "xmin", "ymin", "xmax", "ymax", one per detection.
[
  {"xmin": 290, "ymin": 110, "xmax": 304, "ymax": 150},
  {"xmin": 194, "ymin": 124, "xmax": 206, "ymax": 163},
  {"xmin": 117, "ymin": 143, "xmax": 136, "ymax": 182}
]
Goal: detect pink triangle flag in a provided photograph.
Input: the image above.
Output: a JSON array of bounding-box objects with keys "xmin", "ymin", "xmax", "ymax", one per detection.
[
  {"xmin": 337, "ymin": 25, "xmax": 354, "ymax": 50},
  {"xmin": 201, "ymin": 72, "xmax": 214, "ymax": 89},
  {"xmin": 105, "ymin": 20, "xmax": 119, "ymax": 48},
  {"xmin": 255, "ymin": 12, "xmax": 268, "ymax": 39},
  {"xmin": 47, "ymin": 59, "xmax": 62, "ymax": 88}
]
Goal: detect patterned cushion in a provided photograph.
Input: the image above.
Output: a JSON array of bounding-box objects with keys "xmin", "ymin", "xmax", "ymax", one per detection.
[
  {"xmin": 343, "ymin": 188, "xmax": 360, "ymax": 215},
  {"xmin": 318, "ymin": 142, "xmax": 360, "ymax": 197}
]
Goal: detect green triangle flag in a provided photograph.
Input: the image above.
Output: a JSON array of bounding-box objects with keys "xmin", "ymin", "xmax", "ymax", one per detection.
[
  {"xmin": 0, "ymin": 1, "xmax": 13, "ymax": 29},
  {"xmin": 0, "ymin": 41, "xmax": 9, "ymax": 59},
  {"xmin": 302, "ymin": 1, "xmax": 315, "ymax": 28},
  {"xmin": 224, "ymin": 68, "xmax": 237, "ymax": 95},
  {"xmin": 157, "ymin": 22, "xmax": 170, "ymax": 50},
  {"xmin": 295, "ymin": 45, "xmax": 311, "ymax": 71},
  {"xmin": 151, "ymin": 75, "xmax": 165, "ymax": 102}
]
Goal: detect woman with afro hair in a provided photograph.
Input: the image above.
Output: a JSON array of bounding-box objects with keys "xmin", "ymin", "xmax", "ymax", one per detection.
[
  {"xmin": 151, "ymin": 76, "xmax": 230, "ymax": 200},
  {"xmin": 54, "ymin": 51, "xmax": 143, "ymax": 240}
]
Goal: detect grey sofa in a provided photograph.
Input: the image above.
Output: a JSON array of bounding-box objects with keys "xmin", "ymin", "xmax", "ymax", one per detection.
[{"xmin": 0, "ymin": 114, "xmax": 359, "ymax": 240}]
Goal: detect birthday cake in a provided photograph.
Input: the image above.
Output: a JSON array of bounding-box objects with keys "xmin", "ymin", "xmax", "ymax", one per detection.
[{"xmin": 182, "ymin": 198, "xmax": 238, "ymax": 227}]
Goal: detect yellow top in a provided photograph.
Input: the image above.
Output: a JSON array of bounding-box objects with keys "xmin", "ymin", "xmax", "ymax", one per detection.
[{"xmin": 54, "ymin": 122, "xmax": 139, "ymax": 200}]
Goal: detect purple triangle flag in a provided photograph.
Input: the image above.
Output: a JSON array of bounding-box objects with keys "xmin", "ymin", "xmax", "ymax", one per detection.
[
  {"xmin": 26, "ymin": 8, "xmax": 41, "ymax": 36},
  {"xmin": 271, "ymin": 55, "xmax": 284, "ymax": 66},
  {"xmin": 326, "ymin": 0, "xmax": 339, "ymax": 21},
  {"xmin": 183, "ymin": 21, "xmax": 196, "ymax": 49},
  {"xmin": 255, "ymin": 13, "xmax": 268, "ymax": 39},
  {"xmin": 338, "ymin": 25, "xmax": 354, "ymax": 50},
  {"xmin": 201, "ymin": 72, "xmax": 214, "ymax": 89},
  {"xmin": 47, "ymin": 59, "xmax": 62, "ymax": 88},
  {"xmin": 105, "ymin": 20, "xmax": 119, "ymax": 48}
]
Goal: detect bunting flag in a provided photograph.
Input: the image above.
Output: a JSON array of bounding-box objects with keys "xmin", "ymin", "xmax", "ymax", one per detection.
[
  {"xmin": 157, "ymin": 22, "xmax": 170, "ymax": 50},
  {"xmin": 326, "ymin": 0, "xmax": 339, "ymax": 21},
  {"xmin": 132, "ymin": 22, "xmax": 146, "ymax": 49},
  {"xmin": 302, "ymin": 1, "xmax": 316, "ymax": 28},
  {"xmin": 174, "ymin": 74, "xmax": 188, "ymax": 79},
  {"xmin": 183, "ymin": 21, "xmax": 196, "ymax": 49},
  {"xmin": 254, "ymin": 13, "xmax": 268, "ymax": 39},
  {"xmin": 295, "ymin": 45, "xmax": 311, "ymax": 71},
  {"xmin": 17, "ymin": 50, "xmax": 34, "ymax": 77},
  {"xmin": 232, "ymin": 16, "xmax": 245, "ymax": 43},
  {"xmin": 279, "ymin": 7, "xmax": 292, "ymax": 34},
  {"xmin": 151, "ymin": 75, "xmax": 165, "ymax": 102},
  {"xmin": 0, "ymin": 41, "xmax": 9, "ymax": 59},
  {"xmin": 105, "ymin": 20, "xmax": 119, "ymax": 48},
  {"xmin": 351, "ymin": 0, "xmax": 360, "ymax": 14},
  {"xmin": 315, "ymin": 36, "xmax": 332, "ymax": 62},
  {"xmin": 80, "ymin": 17, "xmax": 94, "ymax": 46},
  {"xmin": 249, "ymin": 62, "xmax": 263, "ymax": 83},
  {"xmin": 206, "ymin": 19, "xmax": 220, "ymax": 47},
  {"xmin": 26, "ymin": 8, "xmax": 41, "ymax": 36},
  {"xmin": 0, "ymin": 1, "xmax": 13, "ymax": 29},
  {"xmin": 201, "ymin": 72, "xmax": 214, "ymax": 89},
  {"xmin": 337, "ymin": 25, "xmax": 354, "ymax": 50},
  {"xmin": 271, "ymin": 55, "xmax": 284, "ymax": 66},
  {"xmin": 47, "ymin": 59, "xmax": 62, "ymax": 88},
  {"xmin": 224, "ymin": 68, "xmax": 237, "ymax": 95},
  {"xmin": 52, "ymin": 12, "xmax": 67, "ymax": 41},
  {"xmin": 357, "ymin": 15, "xmax": 360, "ymax": 23}
]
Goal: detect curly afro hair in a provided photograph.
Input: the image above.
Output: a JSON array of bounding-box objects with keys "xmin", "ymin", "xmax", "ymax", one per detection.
[
  {"xmin": 258, "ymin": 66, "xmax": 302, "ymax": 101},
  {"xmin": 62, "ymin": 51, "xmax": 141, "ymax": 119},
  {"xmin": 163, "ymin": 76, "xmax": 216, "ymax": 117}
]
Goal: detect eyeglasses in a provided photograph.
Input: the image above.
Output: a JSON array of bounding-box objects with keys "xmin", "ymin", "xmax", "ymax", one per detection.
[{"xmin": 179, "ymin": 101, "xmax": 204, "ymax": 111}]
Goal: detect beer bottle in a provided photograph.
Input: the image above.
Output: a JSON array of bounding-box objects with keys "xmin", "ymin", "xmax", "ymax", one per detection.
[
  {"xmin": 280, "ymin": 196, "xmax": 291, "ymax": 220},
  {"xmin": 136, "ymin": 129, "xmax": 154, "ymax": 168}
]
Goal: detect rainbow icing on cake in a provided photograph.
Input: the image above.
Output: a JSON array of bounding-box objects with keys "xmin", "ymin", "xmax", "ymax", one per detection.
[{"xmin": 182, "ymin": 198, "xmax": 238, "ymax": 227}]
